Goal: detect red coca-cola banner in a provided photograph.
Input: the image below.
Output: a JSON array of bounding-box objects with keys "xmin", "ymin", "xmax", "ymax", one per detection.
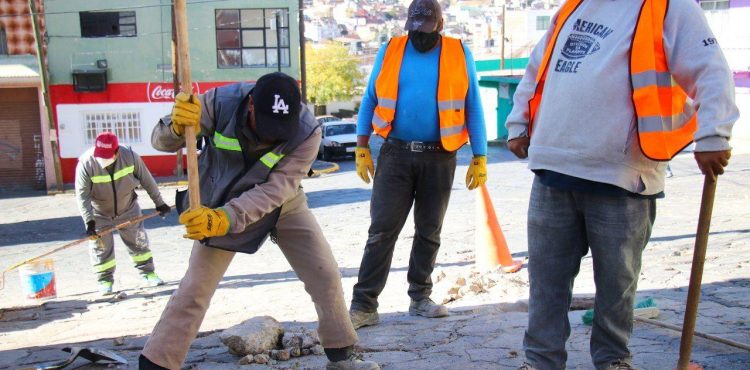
[{"xmin": 147, "ymin": 82, "xmax": 201, "ymax": 102}]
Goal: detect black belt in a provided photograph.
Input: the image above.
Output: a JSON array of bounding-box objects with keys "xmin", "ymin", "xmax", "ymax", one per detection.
[{"xmin": 385, "ymin": 138, "xmax": 446, "ymax": 152}]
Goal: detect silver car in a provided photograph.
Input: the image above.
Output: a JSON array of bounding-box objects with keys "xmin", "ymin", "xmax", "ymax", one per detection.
[{"xmin": 319, "ymin": 120, "xmax": 357, "ymax": 161}]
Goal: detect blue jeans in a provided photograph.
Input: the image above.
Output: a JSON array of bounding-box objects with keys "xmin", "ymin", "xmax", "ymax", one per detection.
[{"xmin": 524, "ymin": 177, "xmax": 656, "ymax": 370}]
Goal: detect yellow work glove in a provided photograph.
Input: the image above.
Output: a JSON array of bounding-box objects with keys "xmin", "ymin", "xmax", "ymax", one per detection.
[
  {"xmin": 355, "ymin": 147, "xmax": 375, "ymax": 184},
  {"xmin": 466, "ymin": 155, "xmax": 487, "ymax": 190},
  {"xmin": 170, "ymin": 92, "xmax": 201, "ymax": 136},
  {"xmin": 178, "ymin": 206, "xmax": 231, "ymax": 240}
]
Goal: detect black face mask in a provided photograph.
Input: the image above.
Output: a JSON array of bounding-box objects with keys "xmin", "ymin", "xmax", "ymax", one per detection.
[{"xmin": 408, "ymin": 31, "xmax": 440, "ymax": 53}]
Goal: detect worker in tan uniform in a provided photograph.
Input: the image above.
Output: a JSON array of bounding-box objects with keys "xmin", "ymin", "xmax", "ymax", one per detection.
[{"xmin": 139, "ymin": 72, "xmax": 379, "ymax": 370}]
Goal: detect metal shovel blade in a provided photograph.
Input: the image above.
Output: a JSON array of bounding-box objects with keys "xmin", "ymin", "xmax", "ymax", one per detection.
[{"xmin": 32, "ymin": 346, "xmax": 128, "ymax": 370}]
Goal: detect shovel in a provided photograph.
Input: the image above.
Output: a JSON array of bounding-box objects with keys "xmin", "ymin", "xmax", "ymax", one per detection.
[{"xmin": 30, "ymin": 347, "xmax": 128, "ymax": 370}]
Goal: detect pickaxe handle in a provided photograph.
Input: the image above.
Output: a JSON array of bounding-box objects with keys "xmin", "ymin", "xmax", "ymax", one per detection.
[
  {"xmin": 174, "ymin": 0, "xmax": 201, "ymax": 210},
  {"xmin": 676, "ymin": 175, "xmax": 717, "ymax": 369}
]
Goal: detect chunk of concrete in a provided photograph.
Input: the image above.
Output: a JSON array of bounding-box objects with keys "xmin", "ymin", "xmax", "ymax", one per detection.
[{"xmin": 219, "ymin": 316, "xmax": 284, "ymax": 356}]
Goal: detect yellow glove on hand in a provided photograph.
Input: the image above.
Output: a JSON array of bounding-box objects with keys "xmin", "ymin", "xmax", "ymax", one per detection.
[
  {"xmin": 466, "ymin": 155, "xmax": 487, "ymax": 190},
  {"xmin": 171, "ymin": 92, "xmax": 201, "ymax": 136},
  {"xmin": 355, "ymin": 147, "xmax": 375, "ymax": 184},
  {"xmin": 178, "ymin": 206, "xmax": 231, "ymax": 240}
]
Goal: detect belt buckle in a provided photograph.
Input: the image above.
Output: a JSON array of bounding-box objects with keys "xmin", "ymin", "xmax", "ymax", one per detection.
[{"xmin": 409, "ymin": 141, "xmax": 425, "ymax": 152}]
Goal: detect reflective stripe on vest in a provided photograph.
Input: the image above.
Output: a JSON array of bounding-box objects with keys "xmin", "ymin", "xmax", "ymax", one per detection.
[
  {"xmin": 529, "ymin": 0, "xmax": 695, "ymax": 161},
  {"xmin": 214, "ymin": 132, "xmax": 243, "ymax": 152},
  {"xmin": 90, "ymin": 165, "xmax": 135, "ymax": 183},
  {"xmin": 260, "ymin": 152, "xmax": 286, "ymax": 169},
  {"xmin": 372, "ymin": 35, "xmax": 470, "ymax": 151}
]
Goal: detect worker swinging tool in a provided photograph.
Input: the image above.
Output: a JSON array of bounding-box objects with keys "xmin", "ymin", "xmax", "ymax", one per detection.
[{"xmin": 138, "ymin": 2, "xmax": 380, "ymax": 369}]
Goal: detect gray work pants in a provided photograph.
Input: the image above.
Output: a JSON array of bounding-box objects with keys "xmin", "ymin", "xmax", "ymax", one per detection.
[
  {"xmin": 523, "ymin": 177, "xmax": 655, "ymax": 370},
  {"xmin": 142, "ymin": 191, "xmax": 357, "ymax": 370},
  {"xmin": 89, "ymin": 204, "xmax": 155, "ymax": 283}
]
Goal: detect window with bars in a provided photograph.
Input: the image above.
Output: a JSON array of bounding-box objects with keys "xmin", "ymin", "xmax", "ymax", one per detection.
[
  {"xmin": 0, "ymin": 27, "xmax": 8, "ymax": 55},
  {"xmin": 84, "ymin": 112, "xmax": 142, "ymax": 144},
  {"xmin": 80, "ymin": 11, "xmax": 137, "ymax": 38},
  {"xmin": 215, "ymin": 8, "xmax": 291, "ymax": 68},
  {"xmin": 536, "ymin": 16, "xmax": 551, "ymax": 31},
  {"xmin": 700, "ymin": 0, "xmax": 730, "ymax": 10}
]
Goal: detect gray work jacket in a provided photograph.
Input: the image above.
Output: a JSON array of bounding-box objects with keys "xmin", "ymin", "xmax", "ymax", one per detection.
[
  {"xmin": 151, "ymin": 82, "xmax": 320, "ymax": 253},
  {"xmin": 75, "ymin": 146, "xmax": 166, "ymax": 224}
]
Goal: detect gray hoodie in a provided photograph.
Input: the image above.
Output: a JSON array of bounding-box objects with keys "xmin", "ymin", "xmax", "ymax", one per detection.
[{"xmin": 506, "ymin": 0, "xmax": 738, "ymax": 195}]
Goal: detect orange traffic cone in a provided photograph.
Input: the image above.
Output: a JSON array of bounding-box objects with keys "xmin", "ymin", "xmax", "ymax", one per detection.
[{"xmin": 475, "ymin": 184, "xmax": 523, "ymax": 273}]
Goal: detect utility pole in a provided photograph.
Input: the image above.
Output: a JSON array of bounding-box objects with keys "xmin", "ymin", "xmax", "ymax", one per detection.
[
  {"xmin": 500, "ymin": 4, "xmax": 506, "ymax": 70},
  {"xmin": 298, "ymin": 0, "xmax": 308, "ymax": 103},
  {"xmin": 28, "ymin": 0, "xmax": 64, "ymax": 192},
  {"xmin": 276, "ymin": 10, "xmax": 282, "ymax": 73}
]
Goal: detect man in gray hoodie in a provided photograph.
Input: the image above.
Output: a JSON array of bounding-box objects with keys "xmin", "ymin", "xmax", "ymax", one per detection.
[{"xmin": 505, "ymin": 0, "xmax": 738, "ymax": 369}]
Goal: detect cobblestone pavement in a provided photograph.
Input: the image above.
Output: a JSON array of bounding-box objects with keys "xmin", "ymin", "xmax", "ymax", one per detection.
[{"xmin": 1, "ymin": 139, "xmax": 749, "ymax": 369}]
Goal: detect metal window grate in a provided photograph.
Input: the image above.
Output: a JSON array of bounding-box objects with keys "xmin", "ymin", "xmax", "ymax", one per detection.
[
  {"xmin": 215, "ymin": 8, "xmax": 291, "ymax": 69},
  {"xmin": 84, "ymin": 111, "xmax": 141, "ymax": 144},
  {"xmin": 700, "ymin": 0, "xmax": 730, "ymax": 11},
  {"xmin": 0, "ymin": 28, "xmax": 8, "ymax": 55}
]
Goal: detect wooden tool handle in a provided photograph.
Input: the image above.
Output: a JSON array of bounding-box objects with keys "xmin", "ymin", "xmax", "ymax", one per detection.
[
  {"xmin": 174, "ymin": 0, "xmax": 201, "ymax": 210},
  {"xmin": 677, "ymin": 175, "xmax": 718, "ymax": 369}
]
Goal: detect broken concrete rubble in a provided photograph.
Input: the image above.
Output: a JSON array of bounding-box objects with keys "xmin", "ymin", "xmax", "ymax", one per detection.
[{"xmin": 219, "ymin": 316, "xmax": 283, "ymax": 356}]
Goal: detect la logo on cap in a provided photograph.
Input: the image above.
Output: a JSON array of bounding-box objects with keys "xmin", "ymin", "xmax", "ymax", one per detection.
[{"xmin": 272, "ymin": 94, "xmax": 289, "ymax": 114}]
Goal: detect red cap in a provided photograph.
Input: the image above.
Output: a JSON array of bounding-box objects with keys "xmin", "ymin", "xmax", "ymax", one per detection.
[{"xmin": 94, "ymin": 132, "xmax": 119, "ymax": 159}]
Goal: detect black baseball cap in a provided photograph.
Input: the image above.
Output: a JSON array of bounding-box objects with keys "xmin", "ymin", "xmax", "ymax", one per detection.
[
  {"xmin": 251, "ymin": 72, "xmax": 301, "ymax": 142},
  {"xmin": 405, "ymin": 0, "xmax": 442, "ymax": 33}
]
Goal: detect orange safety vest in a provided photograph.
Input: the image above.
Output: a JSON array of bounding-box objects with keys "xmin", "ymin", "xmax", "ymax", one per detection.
[
  {"xmin": 372, "ymin": 35, "xmax": 470, "ymax": 152},
  {"xmin": 529, "ymin": 0, "xmax": 696, "ymax": 161}
]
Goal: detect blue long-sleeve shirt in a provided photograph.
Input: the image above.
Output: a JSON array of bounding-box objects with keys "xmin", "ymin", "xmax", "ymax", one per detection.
[{"xmin": 356, "ymin": 37, "xmax": 487, "ymax": 156}]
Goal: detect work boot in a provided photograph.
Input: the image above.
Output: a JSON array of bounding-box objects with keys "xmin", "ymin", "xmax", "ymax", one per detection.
[
  {"xmin": 99, "ymin": 280, "xmax": 114, "ymax": 296},
  {"xmin": 326, "ymin": 353, "xmax": 380, "ymax": 370},
  {"xmin": 349, "ymin": 309, "xmax": 379, "ymax": 329},
  {"xmin": 517, "ymin": 363, "xmax": 538, "ymax": 370},
  {"xmin": 143, "ymin": 272, "xmax": 164, "ymax": 287},
  {"xmin": 605, "ymin": 360, "xmax": 637, "ymax": 370},
  {"xmin": 139, "ymin": 354, "xmax": 169, "ymax": 370},
  {"xmin": 409, "ymin": 298, "xmax": 449, "ymax": 318}
]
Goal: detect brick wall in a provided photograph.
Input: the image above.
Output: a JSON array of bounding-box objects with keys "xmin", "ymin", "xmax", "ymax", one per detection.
[{"xmin": 0, "ymin": 88, "xmax": 45, "ymax": 191}]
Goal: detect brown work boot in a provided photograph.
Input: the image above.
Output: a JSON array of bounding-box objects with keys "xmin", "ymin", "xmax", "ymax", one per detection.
[
  {"xmin": 409, "ymin": 298, "xmax": 449, "ymax": 318},
  {"xmin": 349, "ymin": 309, "xmax": 379, "ymax": 329},
  {"xmin": 326, "ymin": 353, "xmax": 380, "ymax": 370}
]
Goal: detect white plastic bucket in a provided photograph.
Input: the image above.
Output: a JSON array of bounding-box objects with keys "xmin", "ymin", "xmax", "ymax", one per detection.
[{"xmin": 18, "ymin": 259, "xmax": 57, "ymax": 301}]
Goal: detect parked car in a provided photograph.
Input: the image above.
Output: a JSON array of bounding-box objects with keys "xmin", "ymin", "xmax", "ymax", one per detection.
[
  {"xmin": 316, "ymin": 115, "xmax": 340, "ymax": 125},
  {"xmin": 319, "ymin": 120, "xmax": 357, "ymax": 161}
]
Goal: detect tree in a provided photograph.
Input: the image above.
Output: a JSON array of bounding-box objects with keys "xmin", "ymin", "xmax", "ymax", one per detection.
[{"xmin": 305, "ymin": 42, "xmax": 363, "ymax": 110}]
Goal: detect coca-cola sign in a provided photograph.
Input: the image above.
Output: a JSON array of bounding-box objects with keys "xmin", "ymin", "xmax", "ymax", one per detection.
[{"xmin": 147, "ymin": 82, "xmax": 200, "ymax": 102}]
